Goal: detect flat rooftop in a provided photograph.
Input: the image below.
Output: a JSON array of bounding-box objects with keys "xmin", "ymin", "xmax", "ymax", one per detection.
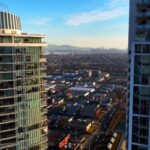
[{"xmin": 69, "ymin": 87, "xmax": 95, "ymax": 92}]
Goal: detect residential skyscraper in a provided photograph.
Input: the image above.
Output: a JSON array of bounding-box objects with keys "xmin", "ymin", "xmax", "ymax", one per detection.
[
  {"xmin": 128, "ymin": 1, "xmax": 150, "ymax": 150},
  {"xmin": 0, "ymin": 12, "xmax": 48, "ymax": 150}
]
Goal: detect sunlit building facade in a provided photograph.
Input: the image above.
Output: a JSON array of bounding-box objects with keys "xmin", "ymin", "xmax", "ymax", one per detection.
[
  {"xmin": 0, "ymin": 12, "xmax": 48, "ymax": 150},
  {"xmin": 127, "ymin": 1, "xmax": 150, "ymax": 150}
]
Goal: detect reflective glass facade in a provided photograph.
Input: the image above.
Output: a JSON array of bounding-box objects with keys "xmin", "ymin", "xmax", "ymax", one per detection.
[
  {"xmin": 0, "ymin": 12, "xmax": 47, "ymax": 150},
  {"xmin": 128, "ymin": 1, "xmax": 150, "ymax": 150}
]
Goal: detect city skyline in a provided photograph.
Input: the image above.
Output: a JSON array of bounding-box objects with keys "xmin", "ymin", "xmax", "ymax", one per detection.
[{"xmin": 2, "ymin": 0, "xmax": 129, "ymax": 49}]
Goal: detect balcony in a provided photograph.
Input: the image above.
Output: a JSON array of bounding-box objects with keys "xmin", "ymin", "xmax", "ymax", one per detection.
[
  {"xmin": 137, "ymin": 0, "xmax": 150, "ymax": 5},
  {"xmin": 0, "ymin": 143, "xmax": 17, "ymax": 149},
  {"xmin": 0, "ymin": 115, "xmax": 15, "ymax": 125},
  {"xmin": 135, "ymin": 35, "xmax": 146, "ymax": 41},
  {"xmin": 0, "ymin": 135, "xmax": 16, "ymax": 142},
  {"xmin": 0, "ymin": 139, "xmax": 16, "ymax": 149},
  {"xmin": 41, "ymin": 100, "xmax": 47, "ymax": 108},
  {"xmin": 39, "ymin": 58, "xmax": 46, "ymax": 63},
  {"xmin": 41, "ymin": 115, "xmax": 47, "ymax": 121},
  {"xmin": 41, "ymin": 142, "xmax": 48, "ymax": 150},
  {"xmin": 0, "ymin": 95, "xmax": 18, "ymax": 100},
  {"xmin": 0, "ymin": 42, "xmax": 47, "ymax": 47},
  {"xmin": 0, "ymin": 53, "xmax": 21, "ymax": 56},
  {"xmin": 0, "ymin": 122, "xmax": 15, "ymax": 131},
  {"xmin": 137, "ymin": 24, "xmax": 150, "ymax": 31},
  {"xmin": 136, "ymin": 12, "xmax": 150, "ymax": 20},
  {"xmin": 41, "ymin": 134, "xmax": 48, "ymax": 143},
  {"xmin": 40, "ymin": 50, "xmax": 45, "ymax": 55},
  {"xmin": 0, "ymin": 130, "xmax": 16, "ymax": 141},
  {"xmin": 0, "ymin": 100, "xmax": 15, "ymax": 108},
  {"xmin": 0, "ymin": 109, "xmax": 16, "ymax": 117},
  {"xmin": 41, "ymin": 108, "xmax": 47, "ymax": 115},
  {"xmin": 0, "ymin": 82, "xmax": 14, "ymax": 90}
]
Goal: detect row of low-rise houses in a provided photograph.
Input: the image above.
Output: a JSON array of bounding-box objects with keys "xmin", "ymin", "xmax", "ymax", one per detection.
[{"xmin": 46, "ymin": 68, "xmax": 126, "ymax": 149}]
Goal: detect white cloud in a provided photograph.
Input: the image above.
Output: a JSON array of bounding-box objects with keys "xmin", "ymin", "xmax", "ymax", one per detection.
[
  {"xmin": 65, "ymin": 0, "xmax": 129, "ymax": 26},
  {"xmin": 31, "ymin": 17, "xmax": 51, "ymax": 25},
  {"xmin": 65, "ymin": 8, "xmax": 127, "ymax": 26}
]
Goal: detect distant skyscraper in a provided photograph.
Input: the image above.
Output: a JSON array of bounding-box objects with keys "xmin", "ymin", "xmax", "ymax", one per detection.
[
  {"xmin": 128, "ymin": 1, "xmax": 150, "ymax": 150},
  {"xmin": 0, "ymin": 12, "xmax": 48, "ymax": 150}
]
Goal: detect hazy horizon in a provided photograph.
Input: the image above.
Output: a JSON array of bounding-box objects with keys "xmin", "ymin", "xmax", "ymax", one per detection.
[{"xmin": 47, "ymin": 43, "xmax": 128, "ymax": 51}]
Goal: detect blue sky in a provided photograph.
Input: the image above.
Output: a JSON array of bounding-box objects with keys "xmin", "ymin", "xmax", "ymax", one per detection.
[{"xmin": 2, "ymin": 0, "xmax": 129, "ymax": 49}]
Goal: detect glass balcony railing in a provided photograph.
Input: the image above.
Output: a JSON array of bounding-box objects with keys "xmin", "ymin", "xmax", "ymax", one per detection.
[
  {"xmin": 0, "ymin": 90, "xmax": 15, "ymax": 98},
  {"xmin": 39, "ymin": 58, "xmax": 46, "ymax": 63},
  {"xmin": 137, "ymin": 0, "xmax": 150, "ymax": 4},
  {"xmin": 135, "ymin": 36, "xmax": 146, "ymax": 41},
  {"xmin": 1, "ymin": 142, "xmax": 16, "ymax": 149},
  {"xmin": 41, "ymin": 115, "xmax": 47, "ymax": 121},
  {"xmin": 41, "ymin": 108, "xmax": 47, "ymax": 114},
  {"xmin": 0, "ymin": 99, "xmax": 14, "ymax": 106},
  {"xmin": 137, "ymin": 11, "xmax": 150, "ymax": 17},
  {"xmin": 41, "ymin": 135, "xmax": 48, "ymax": 143},
  {"xmin": 0, "ymin": 122, "xmax": 16, "ymax": 132},
  {"xmin": 14, "ymin": 37, "xmax": 42, "ymax": 43},
  {"xmin": 0, "ymin": 132, "xmax": 16, "ymax": 141},
  {"xmin": 41, "ymin": 99, "xmax": 47, "ymax": 105},
  {"xmin": 41, "ymin": 142, "xmax": 48, "ymax": 150},
  {"xmin": 0, "ymin": 107, "xmax": 15, "ymax": 114},
  {"xmin": 0, "ymin": 117, "xmax": 15, "ymax": 124},
  {"xmin": 137, "ymin": 24, "xmax": 150, "ymax": 30},
  {"xmin": 0, "ymin": 37, "xmax": 12, "ymax": 43}
]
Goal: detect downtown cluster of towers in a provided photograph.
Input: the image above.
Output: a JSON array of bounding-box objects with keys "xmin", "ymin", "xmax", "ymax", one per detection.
[{"xmin": 0, "ymin": 0, "xmax": 150, "ymax": 150}]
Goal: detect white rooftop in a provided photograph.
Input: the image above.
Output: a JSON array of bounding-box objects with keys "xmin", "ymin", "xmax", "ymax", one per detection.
[{"xmin": 69, "ymin": 87, "xmax": 95, "ymax": 92}]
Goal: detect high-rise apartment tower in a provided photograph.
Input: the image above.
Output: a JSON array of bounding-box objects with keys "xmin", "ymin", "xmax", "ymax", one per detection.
[
  {"xmin": 128, "ymin": 0, "xmax": 150, "ymax": 150},
  {"xmin": 0, "ymin": 12, "xmax": 48, "ymax": 150}
]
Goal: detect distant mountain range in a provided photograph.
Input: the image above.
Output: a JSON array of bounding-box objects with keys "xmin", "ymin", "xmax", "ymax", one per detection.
[{"xmin": 45, "ymin": 44, "xmax": 127, "ymax": 54}]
